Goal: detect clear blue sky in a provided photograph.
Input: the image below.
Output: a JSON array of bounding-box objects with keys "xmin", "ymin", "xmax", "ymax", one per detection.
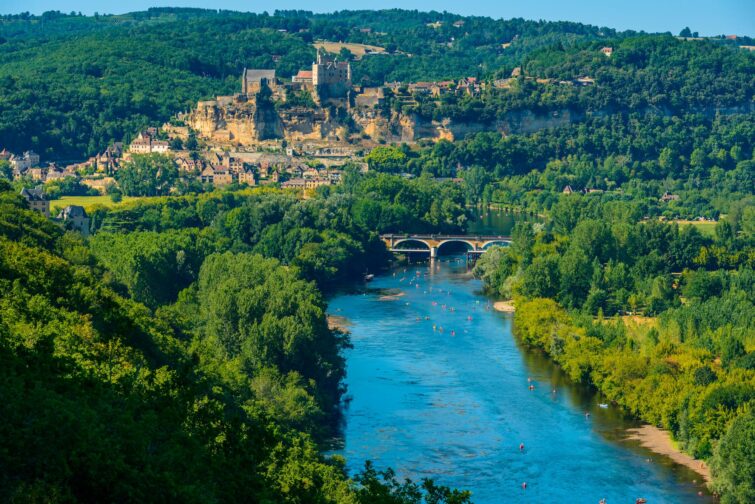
[{"xmin": 1, "ymin": 0, "xmax": 753, "ymax": 37}]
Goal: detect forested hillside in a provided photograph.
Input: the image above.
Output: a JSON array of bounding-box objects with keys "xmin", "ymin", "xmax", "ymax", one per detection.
[
  {"xmin": 0, "ymin": 176, "xmax": 474, "ymax": 502},
  {"xmin": 1, "ymin": 8, "xmax": 752, "ymax": 159}
]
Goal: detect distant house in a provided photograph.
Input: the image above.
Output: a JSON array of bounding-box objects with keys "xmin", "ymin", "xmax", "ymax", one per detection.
[
  {"xmin": 456, "ymin": 77, "xmax": 480, "ymax": 96},
  {"xmin": 238, "ymin": 168, "xmax": 257, "ymax": 186},
  {"xmin": 292, "ymin": 70, "xmax": 313, "ymax": 84},
  {"xmin": 96, "ymin": 142, "xmax": 124, "ymax": 173},
  {"xmin": 660, "ymin": 192, "xmax": 680, "ymax": 202},
  {"xmin": 563, "ymin": 185, "xmax": 574, "ymax": 195},
  {"xmin": 575, "ymin": 76, "xmax": 595, "ymax": 86},
  {"xmin": 453, "ymin": 20, "xmax": 465, "ymax": 28},
  {"xmin": 20, "ymin": 187, "xmax": 49, "ymax": 217},
  {"xmin": 200, "ymin": 166, "xmax": 216, "ymax": 184},
  {"xmin": 281, "ymin": 178, "xmax": 307, "ymax": 189},
  {"xmin": 600, "ymin": 47, "xmax": 613, "ymax": 57},
  {"xmin": 175, "ymin": 156, "xmax": 204, "ymax": 174},
  {"xmin": 303, "ymin": 167, "xmax": 320, "ymax": 179},
  {"xmin": 212, "ymin": 167, "xmax": 233, "ymax": 186},
  {"xmin": 242, "ymin": 68, "xmax": 277, "ymax": 95},
  {"xmin": 10, "ymin": 150, "xmax": 40, "ymax": 173},
  {"xmin": 57, "ymin": 205, "xmax": 90, "ymax": 236},
  {"xmin": 27, "ymin": 167, "xmax": 45, "ymax": 181},
  {"xmin": 129, "ymin": 132, "xmax": 170, "ymax": 154},
  {"xmin": 408, "ymin": 81, "xmax": 435, "ymax": 95},
  {"xmin": 44, "ymin": 165, "xmax": 66, "ymax": 182}
]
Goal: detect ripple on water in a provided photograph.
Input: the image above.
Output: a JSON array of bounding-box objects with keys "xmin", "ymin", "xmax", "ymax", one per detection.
[{"xmin": 329, "ymin": 259, "xmax": 712, "ymax": 503}]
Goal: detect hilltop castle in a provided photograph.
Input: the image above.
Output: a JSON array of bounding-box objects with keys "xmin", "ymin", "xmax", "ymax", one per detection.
[{"xmin": 311, "ymin": 50, "xmax": 351, "ymax": 101}]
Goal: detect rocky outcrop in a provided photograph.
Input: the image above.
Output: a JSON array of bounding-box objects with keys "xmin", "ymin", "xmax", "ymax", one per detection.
[
  {"xmin": 189, "ymin": 96, "xmax": 283, "ymax": 144},
  {"xmin": 190, "ymin": 96, "xmax": 753, "ymax": 147}
]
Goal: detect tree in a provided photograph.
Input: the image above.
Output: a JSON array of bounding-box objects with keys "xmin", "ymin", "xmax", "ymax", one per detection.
[
  {"xmin": 520, "ymin": 254, "xmax": 560, "ymax": 299},
  {"xmin": 461, "ymin": 165, "xmax": 489, "ymax": 204},
  {"xmin": 0, "ymin": 160, "xmax": 11, "ymax": 180},
  {"xmin": 679, "ymin": 27, "xmax": 692, "ymax": 37},
  {"xmin": 115, "ymin": 154, "xmax": 177, "ymax": 196},
  {"xmin": 365, "ymin": 146, "xmax": 407, "ymax": 173},
  {"xmin": 710, "ymin": 408, "xmax": 755, "ymax": 504}
]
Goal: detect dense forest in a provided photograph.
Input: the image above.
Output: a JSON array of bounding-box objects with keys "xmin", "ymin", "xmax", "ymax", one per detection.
[
  {"xmin": 1, "ymin": 9, "xmax": 753, "ymax": 159},
  {"xmin": 473, "ymin": 198, "xmax": 754, "ymax": 502},
  {"xmin": 0, "ymin": 175, "xmax": 476, "ymax": 502},
  {"xmin": 366, "ymin": 111, "xmax": 753, "ymax": 219}
]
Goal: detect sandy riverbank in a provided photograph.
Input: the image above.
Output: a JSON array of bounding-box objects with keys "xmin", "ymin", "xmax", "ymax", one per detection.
[
  {"xmin": 493, "ymin": 300, "xmax": 515, "ymax": 313},
  {"xmin": 626, "ymin": 425, "xmax": 711, "ymax": 483},
  {"xmin": 379, "ymin": 291, "xmax": 405, "ymax": 301},
  {"xmin": 327, "ymin": 315, "xmax": 352, "ymax": 332}
]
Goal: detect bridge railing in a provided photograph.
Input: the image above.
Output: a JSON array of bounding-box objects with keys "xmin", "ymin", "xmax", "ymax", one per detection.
[{"xmin": 380, "ymin": 233, "xmax": 512, "ymax": 240}]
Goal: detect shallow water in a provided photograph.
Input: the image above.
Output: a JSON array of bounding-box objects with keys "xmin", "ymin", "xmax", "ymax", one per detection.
[{"xmin": 329, "ymin": 258, "xmax": 712, "ymax": 503}]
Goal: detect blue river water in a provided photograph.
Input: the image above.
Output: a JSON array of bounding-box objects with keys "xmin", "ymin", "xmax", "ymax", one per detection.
[{"xmin": 329, "ymin": 257, "xmax": 712, "ymax": 503}]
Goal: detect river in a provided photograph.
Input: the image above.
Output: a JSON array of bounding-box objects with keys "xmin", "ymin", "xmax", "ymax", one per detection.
[{"xmin": 329, "ymin": 211, "xmax": 712, "ymax": 502}]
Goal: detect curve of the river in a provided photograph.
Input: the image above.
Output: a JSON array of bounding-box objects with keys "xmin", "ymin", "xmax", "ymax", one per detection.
[{"xmin": 329, "ymin": 257, "xmax": 712, "ymax": 503}]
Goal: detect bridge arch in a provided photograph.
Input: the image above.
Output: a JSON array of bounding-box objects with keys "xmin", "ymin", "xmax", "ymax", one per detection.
[
  {"xmin": 436, "ymin": 239, "xmax": 476, "ymax": 254},
  {"xmin": 392, "ymin": 238, "xmax": 431, "ymax": 251},
  {"xmin": 481, "ymin": 240, "xmax": 511, "ymax": 249}
]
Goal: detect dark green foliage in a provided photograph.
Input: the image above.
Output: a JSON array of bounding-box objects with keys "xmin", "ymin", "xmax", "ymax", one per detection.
[
  {"xmin": 0, "ymin": 180, "xmax": 472, "ymax": 501},
  {"xmin": 476, "ymin": 196, "xmax": 754, "ymax": 483},
  {"xmin": 89, "ymin": 228, "xmax": 210, "ymax": 308},
  {"xmin": 711, "ymin": 407, "xmax": 755, "ymax": 504},
  {"xmin": 354, "ymin": 461, "xmax": 472, "ymax": 503},
  {"xmin": 116, "ymin": 154, "xmax": 179, "ymax": 196}
]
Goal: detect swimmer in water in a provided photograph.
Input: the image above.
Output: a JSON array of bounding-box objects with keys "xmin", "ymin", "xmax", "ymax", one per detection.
[{"xmin": 519, "ymin": 443, "xmax": 524, "ymax": 452}]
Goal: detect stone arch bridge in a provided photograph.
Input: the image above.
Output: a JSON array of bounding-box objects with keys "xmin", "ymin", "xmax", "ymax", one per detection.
[{"xmin": 381, "ymin": 234, "xmax": 512, "ymax": 258}]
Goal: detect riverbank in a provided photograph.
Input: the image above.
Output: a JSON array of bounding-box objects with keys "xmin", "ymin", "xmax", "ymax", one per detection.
[
  {"xmin": 493, "ymin": 300, "xmax": 515, "ymax": 312},
  {"xmin": 626, "ymin": 425, "xmax": 711, "ymax": 483},
  {"xmin": 327, "ymin": 315, "xmax": 352, "ymax": 332},
  {"xmin": 330, "ymin": 261, "xmax": 710, "ymax": 502}
]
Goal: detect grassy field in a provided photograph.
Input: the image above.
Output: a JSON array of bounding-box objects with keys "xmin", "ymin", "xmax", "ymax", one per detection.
[
  {"xmin": 671, "ymin": 219, "xmax": 718, "ymax": 237},
  {"xmin": 313, "ymin": 41, "xmax": 386, "ymax": 58},
  {"xmin": 49, "ymin": 195, "xmax": 145, "ymax": 213}
]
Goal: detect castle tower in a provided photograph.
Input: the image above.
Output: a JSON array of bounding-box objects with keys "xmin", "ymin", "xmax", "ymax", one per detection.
[{"xmin": 312, "ymin": 50, "xmax": 352, "ymax": 101}]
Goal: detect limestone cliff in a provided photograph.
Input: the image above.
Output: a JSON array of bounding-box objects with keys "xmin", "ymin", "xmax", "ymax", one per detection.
[
  {"xmin": 189, "ymin": 96, "xmax": 747, "ymax": 148},
  {"xmin": 189, "ymin": 96, "xmax": 283, "ymax": 144}
]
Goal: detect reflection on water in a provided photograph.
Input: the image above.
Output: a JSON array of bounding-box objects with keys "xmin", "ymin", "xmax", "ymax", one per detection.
[
  {"xmin": 467, "ymin": 208, "xmax": 538, "ymax": 236},
  {"xmin": 329, "ymin": 258, "xmax": 711, "ymax": 503}
]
